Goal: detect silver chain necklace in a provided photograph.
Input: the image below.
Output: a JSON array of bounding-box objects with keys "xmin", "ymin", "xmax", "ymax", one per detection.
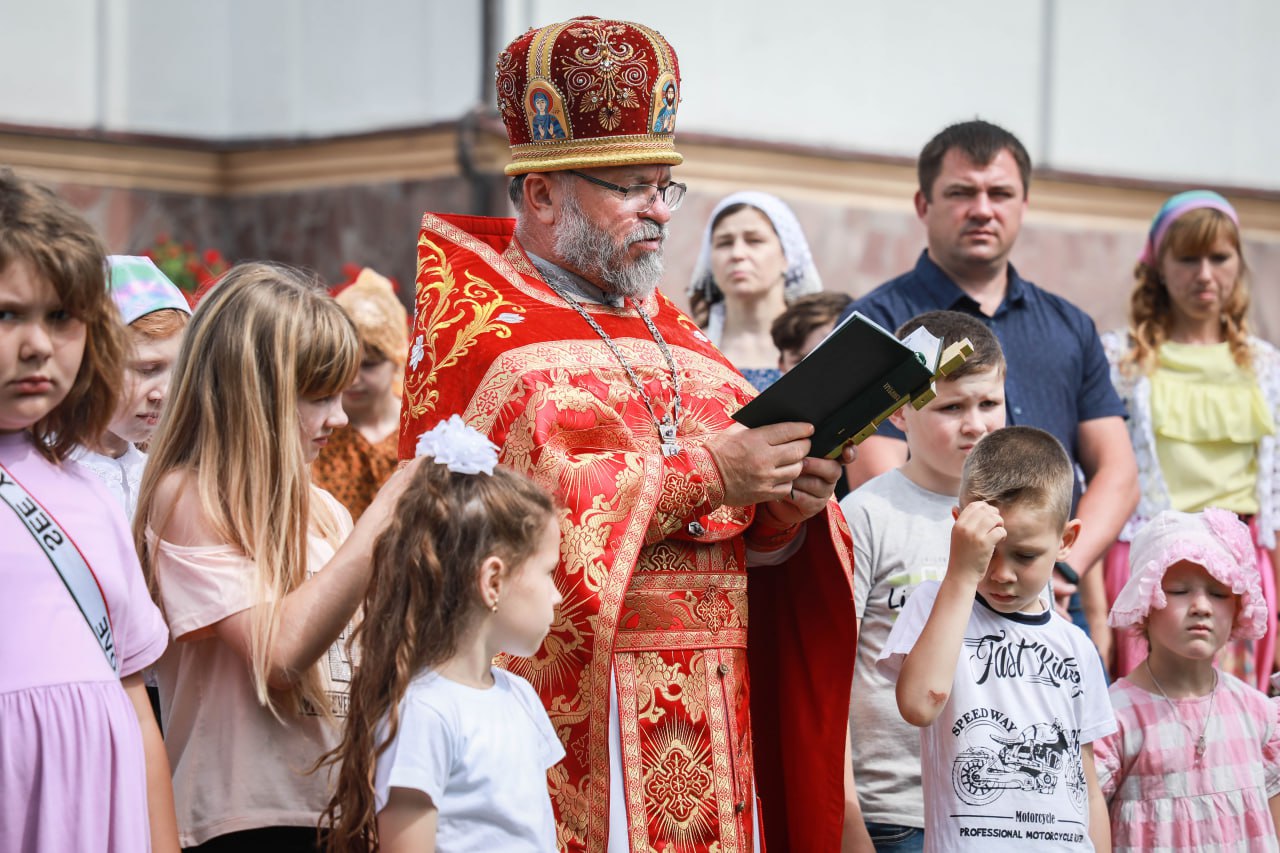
[
  {"xmin": 1146, "ymin": 660, "xmax": 1218, "ymax": 763},
  {"xmin": 543, "ymin": 279, "xmax": 683, "ymax": 457}
]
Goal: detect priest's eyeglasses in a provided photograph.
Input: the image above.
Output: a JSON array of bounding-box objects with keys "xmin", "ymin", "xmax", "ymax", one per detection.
[{"xmin": 568, "ymin": 171, "xmax": 687, "ymax": 213}]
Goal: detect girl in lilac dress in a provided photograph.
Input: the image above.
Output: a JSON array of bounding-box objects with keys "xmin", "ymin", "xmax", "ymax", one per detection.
[{"xmin": 0, "ymin": 171, "xmax": 178, "ymax": 852}]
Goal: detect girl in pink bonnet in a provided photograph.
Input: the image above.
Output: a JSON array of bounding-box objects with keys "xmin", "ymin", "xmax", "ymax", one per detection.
[{"xmin": 1093, "ymin": 507, "xmax": 1280, "ymax": 851}]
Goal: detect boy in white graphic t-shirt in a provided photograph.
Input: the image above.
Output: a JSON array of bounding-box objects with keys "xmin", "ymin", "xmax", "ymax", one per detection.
[
  {"xmin": 879, "ymin": 427, "xmax": 1115, "ymax": 852},
  {"xmin": 841, "ymin": 310, "xmax": 1006, "ymax": 852}
]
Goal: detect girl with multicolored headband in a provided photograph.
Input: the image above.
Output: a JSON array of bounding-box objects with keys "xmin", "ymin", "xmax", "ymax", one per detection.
[
  {"xmin": 72, "ymin": 255, "xmax": 191, "ymax": 520},
  {"xmin": 1093, "ymin": 508, "xmax": 1280, "ymax": 851},
  {"xmin": 1102, "ymin": 190, "xmax": 1280, "ymax": 688}
]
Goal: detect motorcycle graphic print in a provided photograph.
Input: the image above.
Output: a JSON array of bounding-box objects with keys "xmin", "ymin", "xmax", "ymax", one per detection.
[{"xmin": 951, "ymin": 717, "xmax": 1086, "ymax": 813}]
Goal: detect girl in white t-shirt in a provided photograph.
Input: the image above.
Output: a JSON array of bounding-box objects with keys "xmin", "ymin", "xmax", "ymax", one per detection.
[
  {"xmin": 134, "ymin": 264, "xmax": 421, "ymax": 852},
  {"xmin": 322, "ymin": 416, "xmax": 566, "ymax": 853}
]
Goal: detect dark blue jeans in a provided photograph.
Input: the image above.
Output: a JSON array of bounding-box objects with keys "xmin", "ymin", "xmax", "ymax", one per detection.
[{"xmin": 865, "ymin": 821, "xmax": 925, "ymax": 853}]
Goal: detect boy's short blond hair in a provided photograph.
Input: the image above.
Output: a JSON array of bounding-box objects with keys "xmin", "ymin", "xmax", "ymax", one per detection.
[
  {"xmin": 895, "ymin": 310, "xmax": 1005, "ymax": 380},
  {"xmin": 961, "ymin": 426, "xmax": 1074, "ymax": 528}
]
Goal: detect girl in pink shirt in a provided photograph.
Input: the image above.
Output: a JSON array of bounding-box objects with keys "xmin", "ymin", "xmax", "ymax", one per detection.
[
  {"xmin": 1095, "ymin": 508, "xmax": 1280, "ymax": 852},
  {"xmin": 0, "ymin": 170, "xmax": 179, "ymax": 852},
  {"xmin": 134, "ymin": 264, "xmax": 420, "ymax": 852}
]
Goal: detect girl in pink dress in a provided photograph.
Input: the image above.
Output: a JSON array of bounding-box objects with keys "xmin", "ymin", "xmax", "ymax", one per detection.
[
  {"xmin": 1094, "ymin": 508, "xmax": 1280, "ymax": 852},
  {"xmin": 0, "ymin": 170, "xmax": 179, "ymax": 852}
]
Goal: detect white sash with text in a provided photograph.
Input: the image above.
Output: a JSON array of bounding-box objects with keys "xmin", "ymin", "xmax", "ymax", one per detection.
[{"xmin": 0, "ymin": 462, "xmax": 119, "ymax": 675}]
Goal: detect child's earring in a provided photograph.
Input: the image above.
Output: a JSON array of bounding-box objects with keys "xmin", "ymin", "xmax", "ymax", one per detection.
[{"xmin": 490, "ymin": 598, "xmax": 499, "ymax": 614}]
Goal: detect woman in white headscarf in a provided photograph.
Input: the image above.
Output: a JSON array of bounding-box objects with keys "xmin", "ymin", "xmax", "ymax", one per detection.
[{"xmin": 689, "ymin": 191, "xmax": 823, "ymax": 391}]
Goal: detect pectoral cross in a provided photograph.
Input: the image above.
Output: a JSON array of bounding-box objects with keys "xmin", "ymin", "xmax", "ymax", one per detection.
[{"xmin": 660, "ymin": 420, "xmax": 680, "ymax": 457}]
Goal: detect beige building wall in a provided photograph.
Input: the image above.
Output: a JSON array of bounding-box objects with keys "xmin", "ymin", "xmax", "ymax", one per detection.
[
  {"xmin": 6, "ymin": 126, "xmax": 1280, "ymax": 347},
  {"xmin": 2, "ymin": 0, "xmax": 1279, "ymax": 338}
]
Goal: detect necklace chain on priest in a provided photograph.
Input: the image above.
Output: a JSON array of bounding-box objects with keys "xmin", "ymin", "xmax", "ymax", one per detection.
[{"xmin": 542, "ymin": 281, "xmax": 684, "ymax": 457}]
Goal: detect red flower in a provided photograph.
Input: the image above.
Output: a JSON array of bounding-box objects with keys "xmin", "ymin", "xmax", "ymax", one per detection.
[{"xmin": 142, "ymin": 235, "xmax": 230, "ymax": 296}]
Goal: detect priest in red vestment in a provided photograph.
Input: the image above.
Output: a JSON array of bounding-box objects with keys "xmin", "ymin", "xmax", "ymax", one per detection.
[{"xmin": 397, "ymin": 16, "xmax": 857, "ymax": 852}]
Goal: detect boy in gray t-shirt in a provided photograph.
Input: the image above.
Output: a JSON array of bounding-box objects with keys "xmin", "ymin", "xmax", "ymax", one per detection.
[{"xmin": 841, "ymin": 311, "xmax": 1006, "ymax": 852}]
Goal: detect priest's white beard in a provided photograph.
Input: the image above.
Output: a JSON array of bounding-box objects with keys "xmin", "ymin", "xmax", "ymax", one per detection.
[{"xmin": 554, "ymin": 192, "xmax": 667, "ymax": 300}]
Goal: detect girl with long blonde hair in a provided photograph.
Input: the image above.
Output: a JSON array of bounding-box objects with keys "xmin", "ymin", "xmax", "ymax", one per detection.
[
  {"xmin": 135, "ymin": 262, "xmax": 418, "ymax": 852},
  {"xmin": 1102, "ymin": 190, "xmax": 1280, "ymax": 688},
  {"xmin": 321, "ymin": 418, "xmax": 564, "ymax": 853}
]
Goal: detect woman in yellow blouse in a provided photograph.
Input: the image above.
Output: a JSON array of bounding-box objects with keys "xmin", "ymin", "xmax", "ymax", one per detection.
[{"xmin": 1103, "ymin": 190, "xmax": 1280, "ymax": 689}]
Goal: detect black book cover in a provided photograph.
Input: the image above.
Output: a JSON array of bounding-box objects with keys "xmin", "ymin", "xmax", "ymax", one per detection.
[{"xmin": 732, "ymin": 312, "xmax": 940, "ymax": 459}]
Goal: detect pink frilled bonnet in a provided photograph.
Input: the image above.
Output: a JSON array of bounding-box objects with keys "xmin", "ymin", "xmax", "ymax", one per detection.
[{"xmin": 1109, "ymin": 507, "xmax": 1267, "ymax": 640}]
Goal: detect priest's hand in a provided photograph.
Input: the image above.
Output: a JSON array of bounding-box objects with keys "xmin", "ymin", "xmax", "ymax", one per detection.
[
  {"xmin": 755, "ymin": 444, "xmax": 854, "ymax": 527},
  {"xmin": 706, "ymin": 421, "xmax": 813, "ymax": 507},
  {"xmin": 706, "ymin": 422, "xmax": 854, "ymax": 521}
]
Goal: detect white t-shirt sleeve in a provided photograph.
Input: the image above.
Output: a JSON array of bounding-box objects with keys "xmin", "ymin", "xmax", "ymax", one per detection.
[
  {"xmin": 380, "ymin": 693, "xmax": 455, "ymax": 808},
  {"xmin": 1090, "ymin": 699, "xmax": 1124, "ymax": 802},
  {"xmin": 505, "ymin": 671, "xmax": 565, "ymax": 769},
  {"xmin": 875, "ymin": 579, "xmax": 939, "ymax": 680},
  {"xmin": 1073, "ymin": 625, "xmax": 1118, "ymax": 745}
]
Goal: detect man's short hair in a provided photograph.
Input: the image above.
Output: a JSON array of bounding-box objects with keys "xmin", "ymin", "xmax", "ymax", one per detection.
[
  {"xmin": 771, "ymin": 292, "xmax": 852, "ymax": 352},
  {"xmin": 961, "ymin": 426, "xmax": 1074, "ymax": 529},
  {"xmin": 509, "ymin": 173, "xmax": 527, "ymax": 206},
  {"xmin": 895, "ymin": 310, "xmax": 1005, "ymax": 381},
  {"xmin": 918, "ymin": 120, "xmax": 1032, "ymax": 202}
]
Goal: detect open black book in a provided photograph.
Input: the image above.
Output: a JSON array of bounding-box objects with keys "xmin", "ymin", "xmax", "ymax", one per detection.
[{"xmin": 733, "ymin": 312, "xmax": 973, "ymax": 459}]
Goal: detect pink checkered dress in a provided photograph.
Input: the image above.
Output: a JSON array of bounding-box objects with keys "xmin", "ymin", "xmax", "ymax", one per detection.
[{"xmin": 1094, "ymin": 673, "xmax": 1280, "ymax": 851}]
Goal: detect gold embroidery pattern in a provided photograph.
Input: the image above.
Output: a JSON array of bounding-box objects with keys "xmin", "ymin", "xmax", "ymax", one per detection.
[
  {"xmin": 505, "ymin": 594, "xmax": 590, "ymax": 713},
  {"xmin": 502, "ymin": 240, "xmax": 539, "ymax": 277},
  {"xmin": 584, "ymin": 451, "xmax": 664, "ymax": 850},
  {"xmin": 642, "ymin": 720, "xmax": 718, "ymax": 845},
  {"xmin": 617, "ymin": 570, "xmax": 748, "ymax": 653},
  {"xmin": 404, "ymin": 234, "xmax": 523, "ymax": 420},
  {"xmin": 656, "ymin": 469, "xmax": 705, "ymax": 516},
  {"xmin": 694, "ymin": 586, "xmax": 731, "ymax": 635},
  {"xmin": 495, "ymin": 47, "xmax": 521, "ymax": 122},
  {"xmin": 703, "ymin": 649, "xmax": 748, "ymax": 851},
  {"xmin": 547, "ymin": 763, "xmax": 590, "ymax": 850},
  {"xmin": 422, "ymin": 215, "xmax": 568, "ymax": 308},
  {"xmin": 508, "ymin": 135, "xmax": 679, "ymax": 172},
  {"xmin": 614, "ymin": 629, "xmax": 747, "ymax": 654},
  {"xmin": 647, "ymin": 742, "xmax": 713, "ymax": 826},
  {"xmin": 636, "ymin": 541, "xmax": 684, "ymax": 573},
  {"xmin": 633, "ymin": 651, "xmax": 708, "ymax": 726},
  {"xmin": 562, "ymin": 20, "xmax": 649, "ymax": 130},
  {"xmin": 615, "ymin": 656, "xmax": 650, "ymax": 852}
]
